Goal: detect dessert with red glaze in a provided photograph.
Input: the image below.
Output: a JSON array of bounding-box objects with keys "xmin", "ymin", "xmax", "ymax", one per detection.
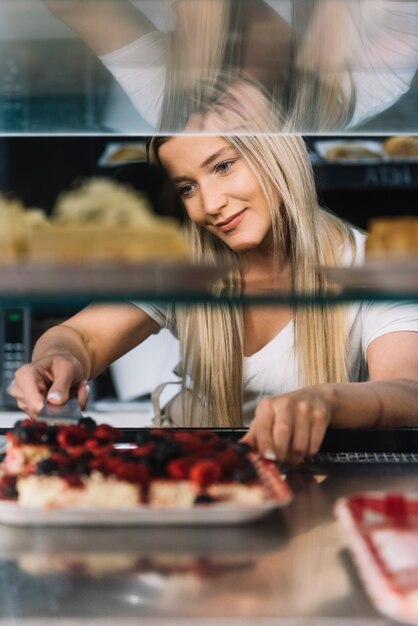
[{"xmin": 0, "ymin": 419, "xmax": 274, "ymax": 509}]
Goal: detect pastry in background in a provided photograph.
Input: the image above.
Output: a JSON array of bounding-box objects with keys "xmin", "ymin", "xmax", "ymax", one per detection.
[
  {"xmin": 106, "ymin": 142, "xmax": 148, "ymax": 164},
  {"xmin": 325, "ymin": 144, "xmax": 382, "ymax": 161},
  {"xmin": 366, "ymin": 216, "xmax": 418, "ymax": 258},
  {"xmin": 28, "ymin": 177, "xmax": 190, "ymax": 263},
  {"xmin": 53, "ymin": 177, "xmax": 156, "ymax": 227},
  {"xmin": 0, "ymin": 195, "xmax": 48, "ymax": 262},
  {"xmin": 383, "ymin": 136, "xmax": 418, "ymax": 158}
]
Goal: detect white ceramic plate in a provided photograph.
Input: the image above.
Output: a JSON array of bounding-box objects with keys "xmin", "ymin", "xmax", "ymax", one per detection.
[{"xmin": 0, "ymin": 499, "xmax": 290, "ymax": 527}]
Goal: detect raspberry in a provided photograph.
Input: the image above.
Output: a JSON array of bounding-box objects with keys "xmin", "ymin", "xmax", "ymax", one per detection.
[
  {"xmin": 93, "ymin": 424, "xmax": 121, "ymax": 443},
  {"xmin": 189, "ymin": 460, "xmax": 222, "ymax": 487},
  {"xmin": 57, "ymin": 426, "xmax": 87, "ymax": 449},
  {"xmin": 106, "ymin": 457, "xmax": 125, "ymax": 472},
  {"xmin": 132, "ymin": 442, "xmax": 156, "ymax": 457},
  {"xmin": 114, "ymin": 463, "xmax": 150, "ymax": 485},
  {"xmin": 167, "ymin": 458, "xmax": 192, "ymax": 479}
]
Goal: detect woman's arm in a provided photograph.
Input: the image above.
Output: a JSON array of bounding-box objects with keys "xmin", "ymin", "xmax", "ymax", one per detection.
[
  {"xmin": 10, "ymin": 303, "xmax": 159, "ymax": 417},
  {"xmin": 242, "ymin": 331, "xmax": 418, "ymax": 464},
  {"xmin": 43, "ymin": 0, "xmax": 155, "ymax": 54}
]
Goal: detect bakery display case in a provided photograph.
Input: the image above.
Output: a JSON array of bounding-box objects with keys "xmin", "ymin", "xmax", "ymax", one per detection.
[{"xmin": 1, "ymin": 2, "xmax": 418, "ymax": 625}]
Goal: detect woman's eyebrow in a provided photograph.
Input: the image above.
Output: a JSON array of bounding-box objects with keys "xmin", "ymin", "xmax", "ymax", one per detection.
[
  {"xmin": 171, "ymin": 147, "xmax": 234, "ymax": 184},
  {"xmin": 200, "ymin": 147, "xmax": 232, "ymax": 169}
]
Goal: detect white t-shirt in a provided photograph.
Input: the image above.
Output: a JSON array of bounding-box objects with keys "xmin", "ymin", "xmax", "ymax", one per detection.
[
  {"xmin": 134, "ymin": 231, "xmax": 418, "ymax": 423},
  {"xmin": 99, "ymin": 0, "xmax": 418, "ymax": 129}
]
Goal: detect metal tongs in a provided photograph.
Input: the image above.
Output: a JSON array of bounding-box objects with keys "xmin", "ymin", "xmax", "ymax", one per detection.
[{"xmin": 38, "ymin": 388, "xmax": 83, "ymax": 425}]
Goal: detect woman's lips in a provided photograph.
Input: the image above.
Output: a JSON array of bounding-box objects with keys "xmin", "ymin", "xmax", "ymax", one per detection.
[{"xmin": 216, "ymin": 209, "xmax": 247, "ymax": 232}]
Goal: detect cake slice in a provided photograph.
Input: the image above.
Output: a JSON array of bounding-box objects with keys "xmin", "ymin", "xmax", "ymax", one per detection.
[{"xmin": 0, "ymin": 423, "xmax": 275, "ymax": 509}]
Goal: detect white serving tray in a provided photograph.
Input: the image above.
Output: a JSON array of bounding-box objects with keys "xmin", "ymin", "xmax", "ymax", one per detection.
[
  {"xmin": 0, "ymin": 500, "xmax": 286, "ymax": 526},
  {"xmin": 0, "ymin": 454, "xmax": 292, "ymax": 527}
]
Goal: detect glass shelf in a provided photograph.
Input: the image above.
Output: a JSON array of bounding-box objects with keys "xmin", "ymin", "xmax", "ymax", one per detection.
[{"xmin": 0, "ymin": 261, "xmax": 417, "ymax": 311}]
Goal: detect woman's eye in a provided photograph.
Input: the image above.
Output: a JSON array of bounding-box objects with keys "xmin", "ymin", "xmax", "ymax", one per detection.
[
  {"xmin": 216, "ymin": 160, "xmax": 235, "ymax": 174},
  {"xmin": 178, "ymin": 184, "xmax": 195, "ymax": 198}
]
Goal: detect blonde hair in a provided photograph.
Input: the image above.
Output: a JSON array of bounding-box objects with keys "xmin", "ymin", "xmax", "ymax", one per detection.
[
  {"xmin": 158, "ymin": 0, "xmax": 355, "ymax": 132},
  {"xmin": 150, "ymin": 135, "xmax": 356, "ymax": 427}
]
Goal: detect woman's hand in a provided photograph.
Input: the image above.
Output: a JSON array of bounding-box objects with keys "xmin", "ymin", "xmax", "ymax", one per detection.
[
  {"xmin": 8, "ymin": 354, "xmax": 89, "ymax": 420},
  {"xmin": 241, "ymin": 385, "xmax": 336, "ymax": 465}
]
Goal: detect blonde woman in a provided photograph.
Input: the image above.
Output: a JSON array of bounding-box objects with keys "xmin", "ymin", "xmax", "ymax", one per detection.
[{"xmin": 9, "ymin": 135, "xmax": 418, "ymax": 463}]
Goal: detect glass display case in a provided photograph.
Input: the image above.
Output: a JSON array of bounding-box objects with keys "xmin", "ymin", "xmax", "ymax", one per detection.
[{"xmin": 0, "ymin": 3, "xmax": 418, "ymax": 625}]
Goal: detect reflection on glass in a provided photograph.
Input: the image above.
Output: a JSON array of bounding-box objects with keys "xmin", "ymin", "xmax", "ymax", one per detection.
[{"xmin": 0, "ymin": 0, "xmax": 417, "ymax": 132}]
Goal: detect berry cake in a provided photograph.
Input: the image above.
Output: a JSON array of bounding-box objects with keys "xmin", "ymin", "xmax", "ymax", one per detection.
[{"xmin": 0, "ymin": 419, "xmax": 279, "ymax": 509}]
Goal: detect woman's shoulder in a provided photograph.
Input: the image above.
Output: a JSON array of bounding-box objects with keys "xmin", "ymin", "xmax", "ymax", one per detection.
[{"xmin": 340, "ymin": 228, "xmax": 366, "ymax": 267}]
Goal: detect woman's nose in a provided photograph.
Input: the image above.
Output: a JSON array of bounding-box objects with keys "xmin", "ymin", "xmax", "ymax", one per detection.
[{"xmin": 200, "ymin": 185, "xmax": 227, "ymax": 216}]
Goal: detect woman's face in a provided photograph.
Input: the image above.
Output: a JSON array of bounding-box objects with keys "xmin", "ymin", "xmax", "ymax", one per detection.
[{"xmin": 158, "ymin": 136, "xmax": 273, "ymax": 253}]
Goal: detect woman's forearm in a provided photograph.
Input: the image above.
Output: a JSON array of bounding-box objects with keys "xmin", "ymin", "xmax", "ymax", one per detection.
[
  {"xmin": 329, "ymin": 379, "xmax": 418, "ymax": 429},
  {"xmin": 32, "ymin": 324, "xmax": 93, "ymax": 379},
  {"xmin": 43, "ymin": 0, "xmax": 155, "ymax": 55}
]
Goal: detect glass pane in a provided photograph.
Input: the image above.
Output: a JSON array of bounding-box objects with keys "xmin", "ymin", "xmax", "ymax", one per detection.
[{"xmin": 0, "ymin": 0, "xmax": 417, "ymax": 133}]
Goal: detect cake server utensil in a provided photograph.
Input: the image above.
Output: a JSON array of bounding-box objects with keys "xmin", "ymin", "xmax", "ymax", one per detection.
[{"xmin": 37, "ymin": 389, "xmax": 83, "ymax": 424}]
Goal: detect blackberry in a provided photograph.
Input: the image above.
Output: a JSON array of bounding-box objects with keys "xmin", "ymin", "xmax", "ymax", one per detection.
[
  {"xmin": 78, "ymin": 416, "xmax": 97, "ymax": 431},
  {"xmin": 74, "ymin": 462, "xmax": 91, "ymax": 476},
  {"xmin": 135, "ymin": 430, "xmax": 153, "ymax": 446},
  {"xmin": 232, "ymin": 465, "xmax": 257, "ymax": 483},
  {"xmin": 2, "ymin": 478, "xmax": 17, "ymax": 499},
  {"xmin": 77, "ymin": 451, "xmax": 93, "ymax": 463},
  {"xmin": 155, "ymin": 439, "xmax": 182, "ymax": 463},
  {"xmin": 36, "ymin": 459, "xmax": 58, "ymax": 475},
  {"xmin": 213, "ymin": 442, "xmax": 228, "ymax": 452},
  {"xmin": 233, "ymin": 443, "xmax": 252, "ymax": 456},
  {"xmin": 200, "ymin": 433, "xmax": 215, "ymax": 441},
  {"xmin": 13, "ymin": 422, "xmax": 37, "ymax": 443},
  {"xmin": 40, "ymin": 426, "xmax": 58, "ymax": 444},
  {"xmin": 194, "ymin": 493, "xmax": 215, "ymax": 504}
]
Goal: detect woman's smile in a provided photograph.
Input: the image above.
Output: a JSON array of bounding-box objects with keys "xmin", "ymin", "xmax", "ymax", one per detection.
[{"xmin": 215, "ymin": 208, "xmax": 248, "ymax": 232}]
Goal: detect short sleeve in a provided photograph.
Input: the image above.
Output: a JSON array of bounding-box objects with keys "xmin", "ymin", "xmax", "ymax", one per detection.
[
  {"xmin": 360, "ymin": 300, "xmax": 418, "ymax": 358},
  {"xmin": 131, "ymin": 302, "xmax": 177, "ymax": 336},
  {"xmin": 99, "ymin": 31, "xmax": 167, "ymax": 129},
  {"xmin": 347, "ymin": 0, "xmax": 418, "ymax": 127}
]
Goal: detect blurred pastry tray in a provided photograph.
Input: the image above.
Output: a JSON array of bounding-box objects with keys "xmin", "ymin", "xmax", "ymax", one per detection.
[
  {"xmin": 98, "ymin": 142, "xmax": 148, "ymax": 167},
  {"xmin": 0, "ymin": 261, "xmax": 229, "ymax": 295},
  {"xmin": 335, "ymin": 492, "xmax": 418, "ymax": 625},
  {"xmin": 314, "ymin": 140, "xmax": 418, "ymax": 163},
  {"xmin": 320, "ymin": 259, "xmax": 418, "ymax": 294}
]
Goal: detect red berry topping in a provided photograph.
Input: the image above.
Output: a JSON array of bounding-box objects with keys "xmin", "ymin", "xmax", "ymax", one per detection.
[
  {"xmin": 167, "ymin": 458, "xmax": 193, "ymax": 479},
  {"xmin": 132, "ymin": 443, "xmax": 156, "ymax": 457},
  {"xmin": 93, "ymin": 424, "xmax": 122, "ymax": 443},
  {"xmin": 189, "ymin": 460, "xmax": 222, "ymax": 487},
  {"xmin": 113, "ymin": 463, "xmax": 150, "ymax": 485},
  {"xmin": 57, "ymin": 426, "xmax": 87, "ymax": 449}
]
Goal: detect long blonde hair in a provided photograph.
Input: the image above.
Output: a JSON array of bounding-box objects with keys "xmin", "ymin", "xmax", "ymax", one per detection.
[
  {"xmin": 158, "ymin": 0, "xmax": 355, "ymax": 132},
  {"xmin": 150, "ymin": 135, "xmax": 356, "ymax": 427}
]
